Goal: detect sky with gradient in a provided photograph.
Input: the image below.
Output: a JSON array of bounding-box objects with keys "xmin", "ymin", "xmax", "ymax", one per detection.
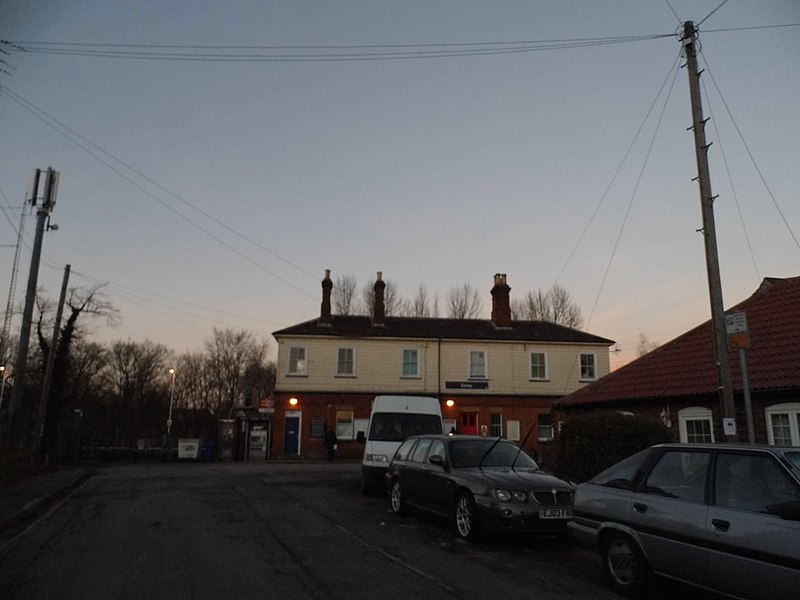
[{"xmin": 1, "ymin": 1, "xmax": 798, "ymax": 368}]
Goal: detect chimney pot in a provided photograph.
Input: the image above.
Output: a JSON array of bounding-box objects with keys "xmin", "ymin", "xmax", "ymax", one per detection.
[
  {"xmin": 491, "ymin": 273, "xmax": 512, "ymax": 328},
  {"xmin": 320, "ymin": 269, "xmax": 333, "ymax": 326},
  {"xmin": 373, "ymin": 271, "xmax": 386, "ymax": 326}
]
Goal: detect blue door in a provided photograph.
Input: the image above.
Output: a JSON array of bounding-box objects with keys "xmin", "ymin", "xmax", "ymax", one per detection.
[{"xmin": 284, "ymin": 416, "xmax": 300, "ymax": 455}]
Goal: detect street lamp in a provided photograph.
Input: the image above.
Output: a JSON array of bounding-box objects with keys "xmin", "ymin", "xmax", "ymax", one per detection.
[
  {"xmin": 0, "ymin": 365, "xmax": 7, "ymax": 413},
  {"xmin": 167, "ymin": 368, "xmax": 176, "ymax": 435}
]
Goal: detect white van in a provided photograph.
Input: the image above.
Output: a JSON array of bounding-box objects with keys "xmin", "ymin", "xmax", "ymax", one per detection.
[{"xmin": 359, "ymin": 395, "xmax": 443, "ymax": 495}]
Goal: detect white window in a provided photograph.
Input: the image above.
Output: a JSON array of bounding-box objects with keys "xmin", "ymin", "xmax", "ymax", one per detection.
[
  {"xmin": 538, "ymin": 414, "xmax": 554, "ymax": 441},
  {"xmin": 678, "ymin": 406, "xmax": 715, "ymax": 443},
  {"xmin": 579, "ymin": 353, "xmax": 596, "ymax": 380},
  {"xmin": 288, "ymin": 346, "xmax": 307, "ymax": 375},
  {"xmin": 354, "ymin": 418, "xmax": 369, "ymax": 441},
  {"xmin": 506, "ymin": 420, "xmax": 521, "ymax": 441},
  {"xmin": 490, "ymin": 413, "xmax": 503, "ymax": 437},
  {"xmin": 530, "ymin": 351, "xmax": 548, "ymax": 380},
  {"xmin": 402, "ymin": 348, "xmax": 420, "ymax": 378},
  {"xmin": 469, "ymin": 350, "xmax": 487, "ymax": 379},
  {"xmin": 336, "ymin": 410, "xmax": 354, "ymax": 440},
  {"xmin": 337, "ymin": 347, "xmax": 355, "ymax": 376},
  {"xmin": 765, "ymin": 403, "xmax": 800, "ymax": 446}
]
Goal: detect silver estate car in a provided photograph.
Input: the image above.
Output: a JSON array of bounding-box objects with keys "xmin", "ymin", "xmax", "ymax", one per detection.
[{"xmin": 569, "ymin": 443, "xmax": 800, "ymax": 599}]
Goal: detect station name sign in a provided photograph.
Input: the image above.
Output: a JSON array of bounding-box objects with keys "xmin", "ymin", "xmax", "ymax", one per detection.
[{"xmin": 445, "ymin": 381, "xmax": 488, "ymax": 390}]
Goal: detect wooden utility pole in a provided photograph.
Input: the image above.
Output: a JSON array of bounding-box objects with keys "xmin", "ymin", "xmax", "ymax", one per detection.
[
  {"xmin": 682, "ymin": 21, "xmax": 736, "ymax": 440},
  {"xmin": 31, "ymin": 264, "xmax": 71, "ymax": 464}
]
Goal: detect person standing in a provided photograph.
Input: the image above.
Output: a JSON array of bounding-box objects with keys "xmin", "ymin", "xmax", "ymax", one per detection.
[{"xmin": 324, "ymin": 423, "xmax": 338, "ymax": 461}]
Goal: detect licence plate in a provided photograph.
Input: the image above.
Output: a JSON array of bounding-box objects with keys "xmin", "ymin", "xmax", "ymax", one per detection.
[{"xmin": 539, "ymin": 507, "xmax": 572, "ymax": 519}]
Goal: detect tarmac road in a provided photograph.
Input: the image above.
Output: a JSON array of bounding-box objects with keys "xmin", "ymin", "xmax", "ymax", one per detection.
[{"xmin": 0, "ymin": 462, "xmax": 718, "ymax": 600}]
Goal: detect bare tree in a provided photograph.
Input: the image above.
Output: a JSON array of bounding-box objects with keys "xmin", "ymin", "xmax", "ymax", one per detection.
[
  {"xmin": 446, "ymin": 283, "xmax": 482, "ymax": 319},
  {"xmin": 636, "ymin": 334, "xmax": 660, "ymax": 357},
  {"xmin": 549, "ymin": 284, "xmax": 583, "ymax": 329},
  {"xmin": 35, "ymin": 285, "xmax": 120, "ymax": 452},
  {"xmin": 175, "ymin": 352, "xmax": 214, "ymax": 411},
  {"xmin": 360, "ymin": 277, "xmax": 402, "ymax": 317},
  {"xmin": 333, "ymin": 274, "xmax": 358, "ymax": 315},
  {"xmin": 511, "ymin": 289, "xmax": 550, "ymax": 321},
  {"xmin": 510, "ymin": 284, "xmax": 583, "ymax": 329},
  {"xmin": 404, "ymin": 284, "xmax": 439, "ymax": 318},
  {"xmin": 204, "ymin": 328, "xmax": 271, "ymax": 416},
  {"xmin": 104, "ymin": 339, "xmax": 171, "ymax": 444}
]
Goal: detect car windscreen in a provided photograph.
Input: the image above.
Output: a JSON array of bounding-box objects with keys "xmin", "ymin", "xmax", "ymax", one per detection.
[
  {"xmin": 449, "ymin": 439, "xmax": 538, "ymax": 469},
  {"xmin": 368, "ymin": 413, "xmax": 442, "ymax": 442},
  {"xmin": 784, "ymin": 451, "xmax": 800, "ymax": 471}
]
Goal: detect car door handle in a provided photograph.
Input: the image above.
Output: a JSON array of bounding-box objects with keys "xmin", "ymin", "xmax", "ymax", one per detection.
[
  {"xmin": 712, "ymin": 519, "xmax": 730, "ymax": 532},
  {"xmin": 633, "ymin": 503, "xmax": 647, "ymax": 513}
]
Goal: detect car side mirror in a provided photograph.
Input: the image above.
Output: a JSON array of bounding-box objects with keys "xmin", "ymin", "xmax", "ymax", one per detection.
[
  {"xmin": 428, "ymin": 455, "xmax": 446, "ymax": 467},
  {"xmin": 356, "ymin": 431, "xmax": 366, "ymax": 444}
]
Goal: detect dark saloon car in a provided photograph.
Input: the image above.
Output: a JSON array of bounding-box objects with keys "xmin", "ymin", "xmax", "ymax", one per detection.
[
  {"xmin": 385, "ymin": 434, "xmax": 574, "ymax": 540},
  {"xmin": 569, "ymin": 443, "xmax": 800, "ymax": 599}
]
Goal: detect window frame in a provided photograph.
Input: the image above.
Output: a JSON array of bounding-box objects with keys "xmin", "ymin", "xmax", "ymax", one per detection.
[
  {"xmin": 401, "ymin": 348, "xmax": 421, "ymax": 379},
  {"xmin": 336, "ymin": 410, "xmax": 354, "ymax": 440},
  {"xmin": 469, "ymin": 349, "xmax": 488, "ymax": 379},
  {"xmin": 529, "ymin": 351, "xmax": 549, "ymax": 381},
  {"xmin": 765, "ymin": 403, "xmax": 800, "ymax": 446},
  {"xmin": 538, "ymin": 413, "xmax": 554, "ymax": 442},
  {"xmin": 579, "ymin": 352, "xmax": 597, "ymax": 381},
  {"xmin": 336, "ymin": 346, "xmax": 356, "ymax": 377},
  {"xmin": 288, "ymin": 346, "xmax": 307, "ymax": 376},
  {"xmin": 489, "ymin": 412, "xmax": 503, "ymax": 438},
  {"xmin": 678, "ymin": 406, "xmax": 715, "ymax": 443}
]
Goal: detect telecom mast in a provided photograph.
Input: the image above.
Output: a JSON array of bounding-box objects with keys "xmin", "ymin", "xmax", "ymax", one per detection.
[{"xmin": 1, "ymin": 202, "xmax": 27, "ymax": 357}]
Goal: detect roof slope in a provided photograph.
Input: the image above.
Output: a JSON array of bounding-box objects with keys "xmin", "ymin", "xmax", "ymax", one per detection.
[
  {"xmin": 273, "ymin": 315, "xmax": 614, "ymax": 345},
  {"xmin": 557, "ymin": 276, "xmax": 800, "ymax": 407}
]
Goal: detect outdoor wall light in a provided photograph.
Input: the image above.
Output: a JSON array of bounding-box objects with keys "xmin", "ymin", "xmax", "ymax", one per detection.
[
  {"xmin": 446, "ymin": 399, "xmax": 455, "ymax": 407},
  {"xmin": 289, "ymin": 397, "xmax": 298, "ymax": 406}
]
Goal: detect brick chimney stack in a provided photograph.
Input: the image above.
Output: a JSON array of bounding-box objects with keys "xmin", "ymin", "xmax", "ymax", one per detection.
[
  {"xmin": 373, "ymin": 271, "xmax": 386, "ymax": 327},
  {"xmin": 491, "ymin": 273, "xmax": 512, "ymax": 328},
  {"xmin": 320, "ymin": 269, "xmax": 333, "ymax": 327}
]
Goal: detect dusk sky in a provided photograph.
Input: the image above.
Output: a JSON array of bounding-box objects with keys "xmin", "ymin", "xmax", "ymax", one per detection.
[{"xmin": 1, "ymin": 1, "xmax": 798, "ymax": 368}]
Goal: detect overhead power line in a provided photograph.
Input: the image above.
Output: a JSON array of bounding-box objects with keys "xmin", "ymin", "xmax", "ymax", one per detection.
[
  {"xmin": 0, "ymin": 86, "xmax": 320, "ymax": 301},
  {"xmin": 1, "ymin": 34, "xmax": 675, "ymax": 62}
]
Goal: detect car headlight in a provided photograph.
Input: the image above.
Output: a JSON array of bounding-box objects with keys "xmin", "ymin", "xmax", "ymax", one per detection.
[
  {"xmin": 495, "ymin": 489, "xmax": 512, "ymax": 502},
  {"xmin": 365, "ymin": 454, "xmax": 388, "ymax": 463},
  {"xmin": 494, "ymin": 489, "xmax": 529, "ymax": 502}
]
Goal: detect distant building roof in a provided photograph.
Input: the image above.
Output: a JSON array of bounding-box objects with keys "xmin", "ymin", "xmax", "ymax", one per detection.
[
  {"xmin": 273, "ymin": 315, "xmax": 614, "ymax": 345},
  {"xmin": 556, "ymin": 276, "xmax": 800, "ymax": 408}
]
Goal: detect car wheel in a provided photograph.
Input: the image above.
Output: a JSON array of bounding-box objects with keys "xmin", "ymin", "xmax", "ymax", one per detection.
[
  {"xmin": 390, "ymin": 479, "xmax": 407, "ymax": 515},
  {"xmin": 602, "ymin": 533, "xmax": 649, "ymax": 597},
  {"xmin": 455, "ymin": 492, "xmax": 480, "ymax": 540}
]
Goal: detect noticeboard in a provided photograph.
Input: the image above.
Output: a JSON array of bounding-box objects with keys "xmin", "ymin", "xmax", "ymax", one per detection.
[{"xmin": 310, "ymin": 419, "xmax": 326, "ymax": 438}]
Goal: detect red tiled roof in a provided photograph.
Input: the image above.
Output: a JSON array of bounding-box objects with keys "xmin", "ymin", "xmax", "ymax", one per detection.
[{"xmin": 556, "ymin": 276, "xmax": 800, "ymax": 407}]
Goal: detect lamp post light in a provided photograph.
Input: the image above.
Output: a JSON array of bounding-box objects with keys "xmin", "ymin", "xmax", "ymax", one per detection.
[
  {"xmin": 0, "ymin": 365, "xmax": 7, "ymax": 413},
  {"xmin": 167, "ymin": 368, "xmax": 176, "ymax": 436}
]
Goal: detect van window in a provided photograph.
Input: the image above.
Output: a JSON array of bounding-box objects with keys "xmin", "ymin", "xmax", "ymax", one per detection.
[{"xmin": 369, "ymin": 413, "xmax": 442, "ymax": 442}]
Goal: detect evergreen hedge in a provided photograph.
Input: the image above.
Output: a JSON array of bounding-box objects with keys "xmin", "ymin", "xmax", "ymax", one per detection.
[{"xmin": 552, "ymin": 411, "xmax": 673, "ymax": 482}]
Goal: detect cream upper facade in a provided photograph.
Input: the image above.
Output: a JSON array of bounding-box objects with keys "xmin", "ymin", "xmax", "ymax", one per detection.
[
  {"xmin": 274, "ymin": 272, "xmax": 614, "ymax": 399},
  {"xmin": 275, "ymin": 336, "xmax": 611, "ymax": 397}
]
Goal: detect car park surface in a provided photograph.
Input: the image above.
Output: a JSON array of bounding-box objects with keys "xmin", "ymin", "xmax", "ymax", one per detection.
[
  {"xmin": 386, "ymin": 434, "xmax": 574, "ymax": 540},
  {"xmin": 569, "ymin": 443, "xmax": 800, "ymax": 599}
]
